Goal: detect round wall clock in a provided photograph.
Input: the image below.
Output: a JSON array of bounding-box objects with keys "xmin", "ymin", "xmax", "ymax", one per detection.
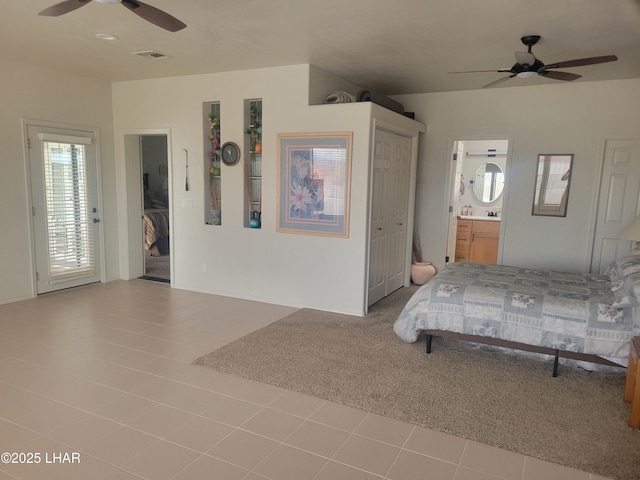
[{"xmin": 221, "ymin": 142, "xmax": 241, "ymax": 166}]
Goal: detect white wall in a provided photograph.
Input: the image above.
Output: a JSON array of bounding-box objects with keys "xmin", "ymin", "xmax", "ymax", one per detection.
[
  {"xmin": 0, "ymin": 58, "xmax": 117, "ymax": 304},
  {"xmin": 5, "ymin": 57, "xmax": 631, "ymax": 308},
  {"xmin": 112, "ymin": 65, "xmax": 425, "ymax": 315},
  {"xmin": 308, "ymin": 65, "xmax": 360, "ymax": 105},
  {"xmin": 395, "ymin": 79, "xmax": 640, "ymax": 273}
]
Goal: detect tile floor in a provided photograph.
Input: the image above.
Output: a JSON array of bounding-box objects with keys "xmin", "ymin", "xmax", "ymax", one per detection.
[{"xmin": 0, "ymin": 280, "xmax": 612, "ymax": 480}]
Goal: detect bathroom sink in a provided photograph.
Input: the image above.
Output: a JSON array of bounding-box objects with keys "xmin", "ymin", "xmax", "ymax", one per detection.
[{"xmin": 457, "ymin": 215, "xmax": 501, "ymax": 222}]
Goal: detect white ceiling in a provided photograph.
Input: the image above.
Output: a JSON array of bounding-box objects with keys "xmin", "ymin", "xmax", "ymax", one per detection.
[{"xmin": 2, "ymin": 0, "xmax": 640, "ymax": 94}]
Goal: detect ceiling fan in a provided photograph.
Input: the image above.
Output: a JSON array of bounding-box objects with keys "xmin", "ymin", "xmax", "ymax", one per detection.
[
  {"xmin": 38, "ymin": 0, "xmax": 187, "ymax": 32},
  {"xmin": 450, "ymin": 35, "xmax": 618, "ymax": 88}
]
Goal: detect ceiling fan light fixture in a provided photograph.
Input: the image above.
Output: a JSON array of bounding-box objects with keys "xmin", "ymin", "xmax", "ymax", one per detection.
[
  {"xmin": 451, "ymin": 35, "xmax": 618, "ymax": 89},
  {"xmin": 95, "ymin": 33, "xmax": 119, "ymax": 41},
  {"xmin": 94, "ymin": 0, "xmax": 123, "ymax": 4}
]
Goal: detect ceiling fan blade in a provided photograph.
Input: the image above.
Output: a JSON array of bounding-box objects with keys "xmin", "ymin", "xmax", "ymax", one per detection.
[
  {"xmin": 483, "ymin": 75, "xmax": 516, "ymax": 88},
  {"xmin": 121, "ymin": 0, "xmax": 186, "ymax": 32},
  {"xmin": 538, "ymin": 70, "xmax": 582, "ymax": 81},
  {"xmin": 545, "ymin": 55, "xmax": 618, "ymax": 69},
  {"xmin": 39, "ymin": 0, "xmax": 92, "ymax": 16}
]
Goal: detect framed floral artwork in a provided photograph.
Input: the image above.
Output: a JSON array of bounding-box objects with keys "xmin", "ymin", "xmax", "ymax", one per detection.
[{"xmin": 277, "ymin": 132, "xmax": 352, "ymax": 237}]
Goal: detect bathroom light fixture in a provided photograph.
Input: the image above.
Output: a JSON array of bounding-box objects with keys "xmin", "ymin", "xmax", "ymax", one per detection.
[
  {"xmin": 618, "ymin": 215, "xmax": 640, "ymax": 254},
  {"xmin": 466, "ymin": 151, "xmax": 507, "ymax": 157}
]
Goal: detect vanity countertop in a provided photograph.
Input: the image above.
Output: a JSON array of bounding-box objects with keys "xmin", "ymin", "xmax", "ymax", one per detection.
[{"xmin": 458, "ymin": 215, "xmax": 501, "ymax": 222}]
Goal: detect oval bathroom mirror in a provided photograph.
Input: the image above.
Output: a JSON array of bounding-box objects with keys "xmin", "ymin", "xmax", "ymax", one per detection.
[{"xmin": 472, "ymin": 162, "xmax": 505, "ymax": 203}]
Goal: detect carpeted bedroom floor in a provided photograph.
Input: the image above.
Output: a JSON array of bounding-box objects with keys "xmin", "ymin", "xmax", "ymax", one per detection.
[
  {"xmin": 144, "ymin": 253, "xmax": 170, "ymax": 282},
  {"xmin": 195, "ymin": 286, "xmax": 640, "ymax": 480}
]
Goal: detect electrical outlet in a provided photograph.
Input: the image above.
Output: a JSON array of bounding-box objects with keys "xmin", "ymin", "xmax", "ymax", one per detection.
[
  {"xmin": 182, "ymin": 199, "xmax": 193, "ymax": 208},
  {"xmin": 201, "ymin": 263, "xmax": 207, "ymax": 272}
]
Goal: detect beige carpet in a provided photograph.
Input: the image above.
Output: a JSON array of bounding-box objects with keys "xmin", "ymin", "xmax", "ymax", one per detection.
[
  {"xmin": 144, "ymin": 254, "xmax": 170, "ymax": 281},
  {"xmin": 194, "ymin": 287, "xmax": 640, "ymax": 480}
]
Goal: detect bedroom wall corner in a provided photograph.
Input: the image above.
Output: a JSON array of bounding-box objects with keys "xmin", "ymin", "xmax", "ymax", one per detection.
[{"xmin": 308, "ymin": 65, "xmax": 361, "ymax": 106}]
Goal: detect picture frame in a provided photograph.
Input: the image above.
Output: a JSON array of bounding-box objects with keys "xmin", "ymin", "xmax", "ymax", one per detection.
[
  {"xmin": 277, "ymin": 132, "xmax": 353, "ymax": 237},
  {"xmin": 531, "ymin": 153, "xmax": 574, "ymax": 217}
]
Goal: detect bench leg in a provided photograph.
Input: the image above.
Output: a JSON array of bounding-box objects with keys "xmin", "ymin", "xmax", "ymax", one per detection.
[
  {"xmin": 426, "ymin": 334, "xmax": 433, "ymax": 354},
  {"xmin": 552, "ymin": 350, "xmax": 559, "ymax": 377},
  {"xmin": 624, "ymin": 342, "xmax": 640, "ymax": 429}
]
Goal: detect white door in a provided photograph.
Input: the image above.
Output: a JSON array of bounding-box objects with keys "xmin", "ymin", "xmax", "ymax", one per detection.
[
  {"xmin": 387, "ymin": 136, "xmax": 411, "ymax": 292},
  {"xmin": 446, "ymin": 141, "xmax": 465, "ymax": 263},
  {"xmin": 368, "ymin": 134, "xmax": 391, "ymax": 305},
  {"xmin": 368, "ymin": 129, "xmax": 412, "ymax": 306},
  {"xmin": 28, "ymin": 124, "xmax": 102, "ymax": 293},
  {"xmin": 590, "ymin": 139, "xmax": 640, "ymax": 273}
]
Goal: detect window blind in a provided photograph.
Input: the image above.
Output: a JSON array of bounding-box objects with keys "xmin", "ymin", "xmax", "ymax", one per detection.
[{"xmin": 41, "ymin": 140, "xmax": 96, "ymax": 284}]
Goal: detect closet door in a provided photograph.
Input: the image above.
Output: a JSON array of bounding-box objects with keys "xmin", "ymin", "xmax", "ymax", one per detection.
[
  {"xmin": 368, "ymin": 134, "xmax": 391, "ymax": 305},
  {"xmin": 591, "ymin": 139, "xmax": 640, "ymax": 272},
  {"xmin": 368, "ymin": 129, "xmax": 412, "ymax": 306},
  {"xmin": 387, "ymin": 137, "xmax": 411, "ymax": 292}
]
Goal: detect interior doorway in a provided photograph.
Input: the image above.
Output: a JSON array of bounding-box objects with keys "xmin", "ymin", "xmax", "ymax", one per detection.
[
  {"xmin": 446, "ymin": 138, "xmax": 510, "ymax": 265},
  {"xmin": 140, "ymin": 135, "xmax": 170, "ymax": 282},
  {"xmin": 122, "ymin": 131, "xmax": 171, "ymax": 283}
]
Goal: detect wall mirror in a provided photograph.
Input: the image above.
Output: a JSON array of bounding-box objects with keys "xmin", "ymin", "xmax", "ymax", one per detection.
[
  {"xmin": 471, "ymin": 162, "xmax": 505, "ymax": 203},
  {"xmin": 532, "ymin": 154, "xmax": 573, "ymax": 217}
]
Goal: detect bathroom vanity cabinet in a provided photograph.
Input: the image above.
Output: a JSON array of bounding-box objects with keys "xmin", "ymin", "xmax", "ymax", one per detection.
[{"xmin": 455, "ymin": 218, "xmax": 500, "ymax": 264}]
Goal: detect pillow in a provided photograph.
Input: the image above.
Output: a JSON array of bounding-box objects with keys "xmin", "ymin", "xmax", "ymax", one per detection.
[
  {"xmin": 609, "ymin": 273, "xmax": 640, "ymax": 309},
  {"xmin": 606, "ymin": 254, "xmax": 640, "ymax": 277},
  {"xmin": 606, "ymin": 254, "xmax": 640, "ymax": 308},
  {"xmin": 610, "ymin": 275, "xmax": 640, "ymax": 308}
]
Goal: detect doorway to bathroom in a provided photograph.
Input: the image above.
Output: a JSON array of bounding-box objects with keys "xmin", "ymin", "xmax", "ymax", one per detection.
[{"xmin": 445, "ymin": 138, "xmax": 510, "ymax": 265}]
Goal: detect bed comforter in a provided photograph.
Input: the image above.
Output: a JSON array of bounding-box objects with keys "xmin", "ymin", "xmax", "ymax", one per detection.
[
  {"xmin": 143, "ymin": 208, "xmax": 169, "ymax": 250},
  {"xmin": 393, "ymin": 262, "xmax": 639, "ymax": 360}
]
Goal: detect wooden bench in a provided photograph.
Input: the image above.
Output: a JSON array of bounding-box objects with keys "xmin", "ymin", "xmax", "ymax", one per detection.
[{"xmin": 624, "ymin": 336, "xmax": 640, "ymax": 429}]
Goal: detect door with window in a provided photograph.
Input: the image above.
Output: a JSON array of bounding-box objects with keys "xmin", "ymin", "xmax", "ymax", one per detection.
[{"xmin": 28, "ymin": 124, "xmax": 102, "ymax": 293}]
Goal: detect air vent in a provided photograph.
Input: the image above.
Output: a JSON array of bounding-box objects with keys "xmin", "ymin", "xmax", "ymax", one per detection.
[{"xmin": 131, "ymin": 50, "xmax": 167, "ymax": 59}]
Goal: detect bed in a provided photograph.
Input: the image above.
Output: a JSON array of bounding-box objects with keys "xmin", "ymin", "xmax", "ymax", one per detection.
[
  {"xmin": 143, "ymin": 208, "xmax": 169, "ymax": 254},
  {"xmin": 393, "ymin": 256, "xmax": 640, "ymax": 375}
]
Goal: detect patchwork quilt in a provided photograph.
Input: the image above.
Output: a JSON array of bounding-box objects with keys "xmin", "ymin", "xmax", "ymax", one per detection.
[{"xmin": 393, "ymin": 262, "xmax": 639, "ymax": 360}]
